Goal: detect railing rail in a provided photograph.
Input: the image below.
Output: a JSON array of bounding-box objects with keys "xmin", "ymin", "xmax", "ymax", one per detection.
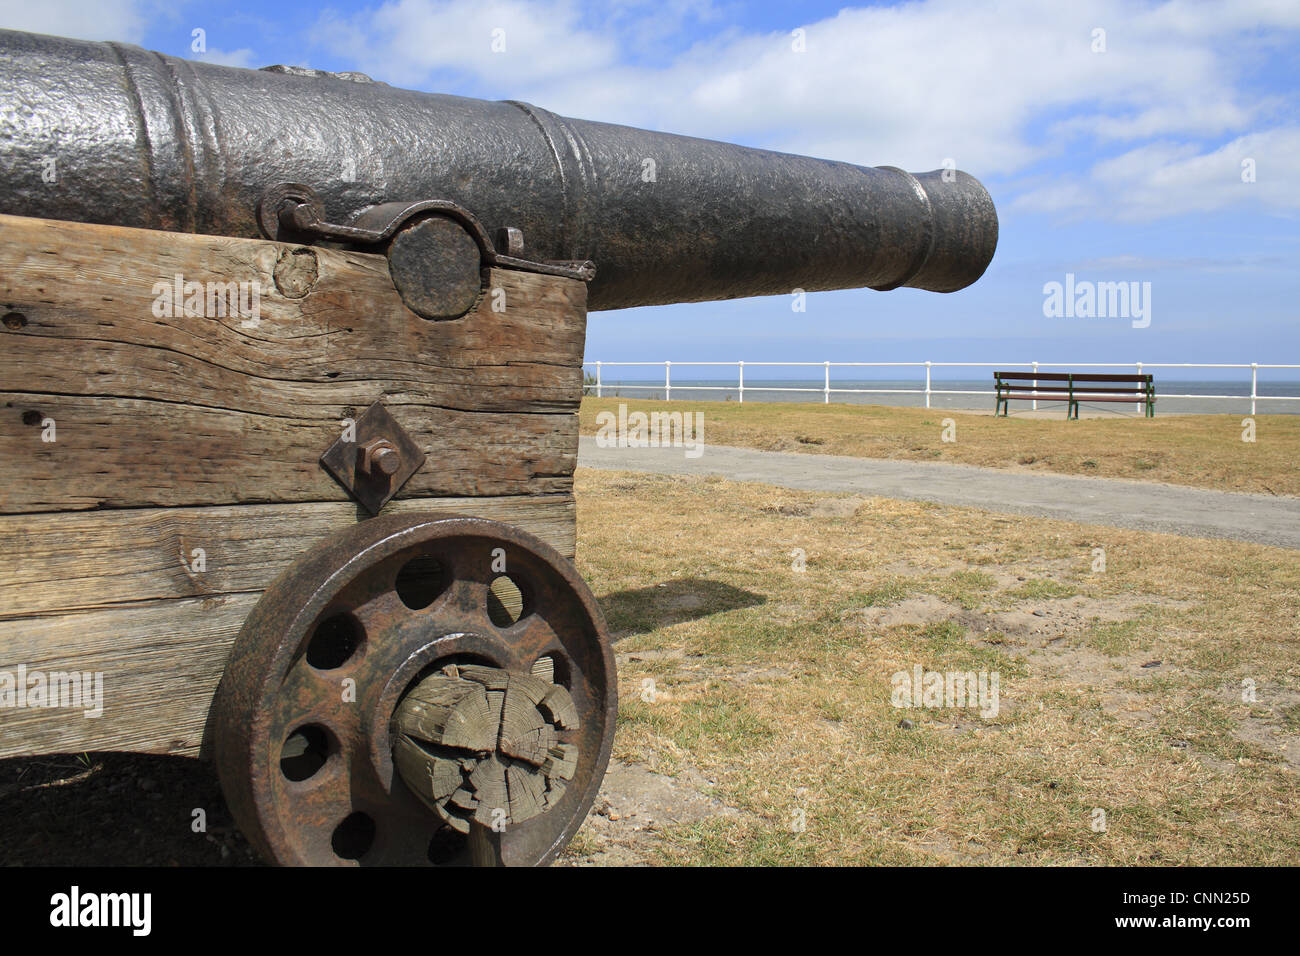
[{"xmin": 584, "ymin": 361, "xmax": 1300, "ymax": 415}]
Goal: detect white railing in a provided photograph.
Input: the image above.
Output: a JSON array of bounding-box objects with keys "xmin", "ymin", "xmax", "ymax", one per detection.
[{"xmin": 583, "ymin": 362, "xmax": 1300, "ymax": 415}]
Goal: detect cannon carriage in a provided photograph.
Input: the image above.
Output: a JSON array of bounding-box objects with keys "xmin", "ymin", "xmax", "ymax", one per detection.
[{"xmin": 0, "ymin": 28, "xmax": 997, "ymax": 865}]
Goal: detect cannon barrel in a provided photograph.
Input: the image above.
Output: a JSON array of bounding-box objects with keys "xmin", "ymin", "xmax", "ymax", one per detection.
[{"xmin": 0, "ymin": 28, "xmax": 998, "ymax": 311}]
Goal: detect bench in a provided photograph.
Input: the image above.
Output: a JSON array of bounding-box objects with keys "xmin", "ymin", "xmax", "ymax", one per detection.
[{"xmin": 994, "ymin": 372, "xmax": 1155, "ymax": 419}]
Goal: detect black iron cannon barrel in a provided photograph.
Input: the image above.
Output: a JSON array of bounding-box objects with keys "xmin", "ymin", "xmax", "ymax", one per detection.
[{"xmin": 0, "ymin": 28, "xmax": 998, "ymax": 311}]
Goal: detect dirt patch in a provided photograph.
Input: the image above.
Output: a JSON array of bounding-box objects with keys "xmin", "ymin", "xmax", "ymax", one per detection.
[
  {"xmin": 1232, "ymin": 684, "xmax": 1300, "ymax": 770},
  {"xmin": 854, "ymin": 586, "xmax": 1219, "ymax": 751},
  {"xmin": 902, "ymin": 831, "xmax": 997, "ymax": 865},
  {"xmin": 856, "ymin": 592, "xmax": 1189, "ymax": 645},
  {"xmin": 621, "ymin": 648, "xmax": 688, "ymax": 663},
  {"xmin": 616, "ymin": 647, "xmax": 792, "ymax": 696},
  {"xmin": 717, "ymin": 664, "xmax": 794, "ymax": 686},
  {"xmin": 561, "ymin": 757, "xmax": 750, "ymax": 866},
  {"xmin": 811, "ymin": 497, "xmax": 871, "ymax": 518},
  {"xmin": 760, "ymin": 496, "xmax": 870, "ymax": 519}
]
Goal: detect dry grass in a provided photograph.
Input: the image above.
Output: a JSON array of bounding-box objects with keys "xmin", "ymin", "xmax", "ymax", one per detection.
[
  {"xmin": 569, "ymin": 467, "xmax": 1300, "ymax": 865},
  {"xmin": 579, "ymin": 397, "xmax": 1300, "ymax": 496}
]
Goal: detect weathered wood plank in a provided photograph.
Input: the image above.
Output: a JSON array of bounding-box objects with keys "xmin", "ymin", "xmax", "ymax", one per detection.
[
  {"xmin": 0, "ymin": 494, "xmax": 576, "ymax": 758},
  {"xmin": 0, "ymin": 494, "xmax": 576, "ymax": 619},
  {"xmin": 0, "ymin": 212, "xmax": 586, "ymax": 512},
  {"xmin": 0, "ymin": 393, "xmax": 577, "ymax": 512},
  {"xmin": 0, "ymin": 213, "xmax": 586, "ymax": 412},
  {"xmin": 0, "ymin": 592, "xmax": 257, "ymax": 758}
]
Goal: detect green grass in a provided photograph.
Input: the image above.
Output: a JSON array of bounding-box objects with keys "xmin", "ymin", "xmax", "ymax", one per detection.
[{"xmin": 1005, "ymin": 578, "xmax": 1080, "ymax": 600}]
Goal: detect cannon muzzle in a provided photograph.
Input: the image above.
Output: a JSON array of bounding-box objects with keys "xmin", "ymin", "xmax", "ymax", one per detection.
[{"xmin": 0, "ymin": 28, "xmax": 997, "ymax": 311}]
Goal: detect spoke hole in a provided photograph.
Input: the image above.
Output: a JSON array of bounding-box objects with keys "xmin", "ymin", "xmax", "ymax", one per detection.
[
  {"xmin": 307, "ymin": 612, "xmax": 363, "ymax": 670},
  {"xmin": 331, "ymin": 812, "xmax": 376, "ymax": 861},
  {"xmin": 395, "ymin": 555, "xmax": 447, "ymax": 610},
  {"xmin": 549, "ymin": 653, "xmax": 573, "ymax": 690},
  {"xmin": 428, "ymin": 827, "xmax": 469, "ymax": 865},
  {"xmin": 280, "ymin": 724, "xmax": 334, "ymax": 782},
  {"xmin": 530, "ymin": 654, "xmax": 555, "ymax": 683},
  {"xmin": 488, "ymin": 574, "xmax": 525, "ymax": 627},
  {"xmin": 531, "ymin": 653, "xmax": 572, "ymax": 690}
]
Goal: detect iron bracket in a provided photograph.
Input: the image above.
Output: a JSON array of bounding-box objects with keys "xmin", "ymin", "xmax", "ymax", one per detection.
[
  {"xmin": 257, "ymin": 182, "xmax": 596, "ymax": 282},
  {"xmin": 319, "ymin": 400, "xmax": 427, "ymax": 515}
]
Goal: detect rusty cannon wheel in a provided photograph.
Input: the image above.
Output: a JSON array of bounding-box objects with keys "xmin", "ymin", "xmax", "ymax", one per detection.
[{"xmin": 211, "ymin": 514, "xmax": 616, "ymax": 866}]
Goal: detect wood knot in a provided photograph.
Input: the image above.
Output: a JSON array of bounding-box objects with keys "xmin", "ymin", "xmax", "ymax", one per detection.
[{"xmin": 273, "ymin": 247, "xmax": 319, "ymax": 298}]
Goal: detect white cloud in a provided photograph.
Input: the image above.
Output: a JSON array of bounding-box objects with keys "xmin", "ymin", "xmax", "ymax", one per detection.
[
  {"xmin": 1014, "ymin": 127, "xmax": 1300, "ymax": 219},
  {"xmin": 194, "ymin": 46, "xmax": 258, "ymax": 68},
  {"xmin": 312, "ymin": 2, "xmax": 1292, "ymax": 162},
  {"xmin": 0, "ymin": 0, "xmax": 146, "ymax": 42},
  {"xmin": 312, "ymin": 0, "xmax": 619, "ymax": 89}
]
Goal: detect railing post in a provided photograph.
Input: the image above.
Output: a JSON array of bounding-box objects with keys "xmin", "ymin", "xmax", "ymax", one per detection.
[
  {"xmin": 925, "ymin": 361, "xmax": 932, "ymax": 409},
  {"xmin": 664, "ymin": 361, "xmax": 671, "ymax": 402},
  {"xmin": 738, "ymin": 361, "xmax": 744, "ymax": 404},
  {"xmin": 1032, "ymin": 361, "xmax": 1039, "ymax": 411},
  {"xmin": 1136, "ymin": 361, "xmax": 1142, "ymax": 413},
  {"xmin": 824, "ymin": 361, "xmax": 830, "ymax": 404},
  {"xmin": 1251, "ymin": 363, "xmax": 1258, "ymax": 416},
  {"xmin": 595, "ymin": 360, "xmax": 602, "ymax": 398}
]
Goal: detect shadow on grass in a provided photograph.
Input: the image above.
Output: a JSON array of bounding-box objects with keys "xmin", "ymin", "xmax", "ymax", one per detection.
[
  {"xmin": 0, "ymin": 752, "xmax": 257, "ymax": 866},
  {"xmin": 598, "ymin": 577, "xmax": 766, "ymax": 641}
]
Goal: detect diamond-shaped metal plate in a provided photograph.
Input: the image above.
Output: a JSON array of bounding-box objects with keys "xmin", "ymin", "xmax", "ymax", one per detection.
[{"xmin": 320, "ymin": 400, "xmax": 426, "ymax": 514}]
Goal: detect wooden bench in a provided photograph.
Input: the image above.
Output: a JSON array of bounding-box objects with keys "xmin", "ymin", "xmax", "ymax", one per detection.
[{"xmin": 994, "ymin": 372, "xmax": 1155, "ymax": 419}]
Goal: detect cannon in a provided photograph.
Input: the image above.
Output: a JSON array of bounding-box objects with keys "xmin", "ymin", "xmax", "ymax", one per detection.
[{"xmin": 0, "ymin": 27, "xmax": 998, "ymax": 866}]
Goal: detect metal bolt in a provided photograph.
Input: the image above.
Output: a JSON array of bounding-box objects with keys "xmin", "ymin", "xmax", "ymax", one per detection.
[
  {"xmin": 495, "ymin": 225, "xmax": 524, "ymax": 257},
  {"xmin": 359, "ymin": 438, "xmax": 401, "ymax": 477}
]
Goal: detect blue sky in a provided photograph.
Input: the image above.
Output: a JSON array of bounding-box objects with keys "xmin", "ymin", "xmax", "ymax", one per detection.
[{"xmin": 2, "ymin": 0, "xmax": 1296, "ymax": 380}]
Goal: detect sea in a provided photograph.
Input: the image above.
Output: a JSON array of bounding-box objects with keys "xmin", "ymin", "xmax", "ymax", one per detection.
[{"xmin": 584, "ymin": 378, "xmax": 1300, "ymax": 415}]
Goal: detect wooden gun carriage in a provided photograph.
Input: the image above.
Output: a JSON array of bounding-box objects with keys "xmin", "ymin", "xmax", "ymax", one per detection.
[{"xmin": 0, "ymin": 28, "xmax": 997, "ymax": 865}]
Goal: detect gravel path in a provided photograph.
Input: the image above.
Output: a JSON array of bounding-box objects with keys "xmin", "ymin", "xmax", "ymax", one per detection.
[{"xmin": 578, "ymin": 437, "xmax": 1300, "ymax": 550}]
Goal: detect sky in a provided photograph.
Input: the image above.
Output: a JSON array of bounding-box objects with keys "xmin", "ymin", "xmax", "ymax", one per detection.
[{"xmin": 1, "ymin": 0, "xmax": 1296, "ymax": 380}]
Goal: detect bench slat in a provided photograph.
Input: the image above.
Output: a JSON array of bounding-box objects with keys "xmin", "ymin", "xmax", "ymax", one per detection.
[{"xmin": 994, "ymin": 371, "xmax": 1152, "ymax": 383}]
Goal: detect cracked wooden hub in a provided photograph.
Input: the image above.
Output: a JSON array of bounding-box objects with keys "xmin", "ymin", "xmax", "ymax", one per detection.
[{"xmin": 392, "ymin": 663, "xmax": 579, "ymax": 831}]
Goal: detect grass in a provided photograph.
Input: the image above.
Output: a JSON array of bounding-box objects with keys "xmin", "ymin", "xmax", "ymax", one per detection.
[
  {"xmin": 1006, "ymin": 578, "xmax": 1079, "ymax": 600},
  {"xmin": 566, "ymin": 467, "xmax": 1300, "ymax": 866},
  {"xmin": 579, "ymin": 397, "xmax": 1300, "ymax": 496},
  {"xmin": 1084, "ymin": 619, "xmax": 1148, "ymax": 657},
  {"xmin": 934, "ymin": 570, "xmax": 999, "ymax": 609}
]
